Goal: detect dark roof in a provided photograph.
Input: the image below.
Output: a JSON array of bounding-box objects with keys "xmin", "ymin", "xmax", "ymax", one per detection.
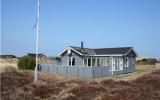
[
  {"xmin": 69, "ymin": 46, "xmax": 133, "ymax": 56},
  {"xmin": 93, "ymin": 47, "xmax": 132, "ymax": 55},
  {"xmin": 69, "ymin": 46, "xmax": 96, "ymax": 55},
  {"xmin": 0, "ymin": 55, "xmax": 17, "ymax": 58},
  {"xmin": 27, "ymin": 53, "xmax": 46, "ymax": 57}
]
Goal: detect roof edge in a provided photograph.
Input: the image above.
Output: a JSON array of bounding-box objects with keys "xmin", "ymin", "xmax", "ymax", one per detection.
[{"xmin": 58, "ymin": 46, "xmax": 83, "ymax": 56}]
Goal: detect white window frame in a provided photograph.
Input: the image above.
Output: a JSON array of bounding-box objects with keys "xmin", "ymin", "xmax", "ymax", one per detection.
[
  {"xmin": 88, "ymin": 58, "xmax": 91, "ymax": 67},
  {"xmin": 112, "ymin": 58, "xmax": 122, "ymax": 71},
  {"xmin": 125, "ymin": 57, "xmax": 129, "ymax": 67},
  {"xmin": 112, "ymin": 58, "xmax": 116, "ymax": 71},
  {"xmin": 119, "ymin": 58, "xmax": 123, "ymax": 70},
  {"xmin": 72, "ymin": 58, "xmax": 75, "ymax": 66},
  {"xmin": 68, "ymin": 57, "xmax": 75, "ymax": 66},
  {"xmin": 115, "ymin": 58, "xmax": 120, "ymax": 71},
  {"xmin": 92, "ymin": 57, "xmax": 96, "ymax": 67},
  {"xmin": 83, "ymin": 58, "xmax": 87, "ymax": 67},
  {"xmin": 68, "ymin": 57, "xmax": 71, "ymax": 66},
  {"xmin": 97, "ymin": 58, "xmax": 100, "ymax": 66}
]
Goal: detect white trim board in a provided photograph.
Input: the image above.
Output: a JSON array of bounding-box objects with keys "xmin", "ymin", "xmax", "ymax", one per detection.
[{"xmin": 58, "ymin": 47, "xmax": 83, "ymax": 56}]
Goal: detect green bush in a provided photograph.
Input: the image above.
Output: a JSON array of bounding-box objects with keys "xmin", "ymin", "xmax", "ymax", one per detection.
[{"xmin": 18, "ymin": 56, "xmax": 36, "ymax": 70}]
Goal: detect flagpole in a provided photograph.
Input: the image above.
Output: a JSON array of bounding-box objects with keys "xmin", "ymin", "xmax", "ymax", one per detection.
[{"xmin": 34, "ymin": 0, "xmax": 40, "ymax": 82}]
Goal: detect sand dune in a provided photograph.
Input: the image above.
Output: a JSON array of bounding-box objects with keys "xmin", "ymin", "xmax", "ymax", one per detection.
[{"xmin": 0, "ymin": 58, "xmax": 18, "ymax": 73}]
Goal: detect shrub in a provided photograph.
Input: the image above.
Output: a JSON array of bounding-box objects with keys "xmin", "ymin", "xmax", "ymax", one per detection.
[
  {"xmin": 18, "ymin": 56, "xmax": 36, "ymax": 70},
  {"xmin": 136, "ymin": 59, "xmax": 157, "ymax": 65}
]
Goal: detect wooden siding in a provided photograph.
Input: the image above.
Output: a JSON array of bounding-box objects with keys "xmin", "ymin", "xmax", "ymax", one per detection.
[{"xmin": 61, "ymin": 50, "xmax": 83, "ymax": 66}]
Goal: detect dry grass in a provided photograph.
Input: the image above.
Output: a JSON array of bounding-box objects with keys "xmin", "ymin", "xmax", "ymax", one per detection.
[
  {"xmin": 1, "ymin": 69, "xmax": 160, "ymax": 100},
  {"xmin": 1, "ymin": 59, "xmax": 160, "ymax": 100},
  {"xmin": 0, "ymin": 58, "xmax": 18, "ymax": 73},
  {"xmin": 95, "ymin": 65, "xmax": 159, "ymax": 81}
]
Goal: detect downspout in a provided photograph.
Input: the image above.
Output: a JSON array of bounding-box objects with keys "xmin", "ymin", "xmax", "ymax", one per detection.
[{"xmin": 91, "ymin": 58, "xmax": 92, "ymax": 67}]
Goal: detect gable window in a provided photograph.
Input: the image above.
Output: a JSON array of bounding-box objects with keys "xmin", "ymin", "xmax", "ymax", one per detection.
[
  {"xmin": 72, "ymin": 58, "xmax": 75, "ymax": 66},
  {"xmin": 69, "ymin": 57, "xmax": 72, "ymax": 66},
  {"xmin": 125, "ymin": 57, "xmax": 129, "ymax": 67},
  {"xmin": 68, "ymin": 57, "xmax": 75, "ymax": 66}
]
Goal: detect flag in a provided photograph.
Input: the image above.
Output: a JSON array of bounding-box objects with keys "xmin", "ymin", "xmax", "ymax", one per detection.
[
  {"xmin": 33, "ymin": 18, "xmax": 38, "ymax": 29},
  {"xmin": 33, "ymin": 0, "xmax": 40, "ymax": 29}
]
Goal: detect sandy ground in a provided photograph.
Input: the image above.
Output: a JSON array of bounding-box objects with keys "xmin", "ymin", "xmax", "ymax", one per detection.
[{"xmin": 0, "ymin": 58, "xmax": 18, "ymax": 73}]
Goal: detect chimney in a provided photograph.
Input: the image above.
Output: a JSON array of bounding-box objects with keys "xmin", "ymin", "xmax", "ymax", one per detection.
[{"xmin": 81, "ymin": 41, "xmax": 83, "ymax": 49}]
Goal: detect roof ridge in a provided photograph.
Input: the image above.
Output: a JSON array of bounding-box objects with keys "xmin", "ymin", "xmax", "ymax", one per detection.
[
  {"xmin": 69, "ymin": 46, "xmax": 91, "ymax": 49},
  {"xmin": 92, "ymin": 47, "xmax": 133, "ymax": 50}
]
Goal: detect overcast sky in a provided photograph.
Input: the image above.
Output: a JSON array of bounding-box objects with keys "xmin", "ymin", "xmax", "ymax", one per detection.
[{"xmin": 1, "ymin": 0, "xmax": 160, "ymax": 58}]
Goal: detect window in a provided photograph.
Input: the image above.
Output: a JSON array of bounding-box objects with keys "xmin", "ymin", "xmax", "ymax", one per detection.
[
  {"xmin": 68, "ymin": 57, "xmax": 75, "ymax": 66},
  {"xmin": 112, "ymin": 58, "xmax": 115, "ymax": 70},
  {"xmin": 119, "ymin": 58, "xmax": 123, "ymax": 70},
  {"xmin": 88, "ymin": 58, "xmax": 91, "ymax": 66},
  {"xmin": 125, "ymin": 57, "xmax": 129, "ymax": 67},
  {"xmin": 72, "ymin": 58, "xmax": 75, "ymax": 66},
  {"xmin": 97, "ymin": 58, "xmax": 100, "ymax": 66},
  {"xmin": 104, "ymin": 57, "xmax": 111, "ymax": 66},
  {"xmin": 100, "ymin": 58, "xmax": 103, "ymax": 66},
  {"xmin": 104, "ymin": 57, "xmax": 110, "ymax": 66},
  {"xmin": 112, "ymin": 58, "xmax": 121, "ymax": 71},
  {"xmin": 92, "ymin": 58, "xmax": 96, "ymax": 66},
  {"xmin": 84, "ymin": 58, "xmax": 87, "ymax": 66},
  {"xmin": 102, "ymin": 58, "xmax": 105, "ymax": 66},
  {"xmin": 115, "ymin": 58, "xmax": 119, "ymax": 70},
  {"xmin": 69, "ymin": 57, "xmax": 72, "ymax": 66},
  {"xmin": 107, "ymin": 58, "xmax": 111, "ymax": 66}
]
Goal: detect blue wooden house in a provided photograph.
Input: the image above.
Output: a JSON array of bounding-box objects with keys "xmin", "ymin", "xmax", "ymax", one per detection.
[{"xmin": 40, "ymin": 42, "xmax": 137, "ymax": 78}]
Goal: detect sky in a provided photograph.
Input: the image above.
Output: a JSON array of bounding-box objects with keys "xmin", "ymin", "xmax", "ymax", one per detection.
[{"xmin": 1, "ymin": 0, "xmax": 160, "ymax": 58}]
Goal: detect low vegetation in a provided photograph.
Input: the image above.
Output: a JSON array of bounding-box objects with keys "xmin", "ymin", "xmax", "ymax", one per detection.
[
  {"xmin": 136, "ymin": 59, "xmax": 157, "ymax": 65},
  {"xmin": 17, "ymin": 56, "xmax": 35, "ymax": 70},
  {"xmin": 1, "ymin": 58, "xmax": 160, "ymax": 99},
  {"xmin": 1, "ymin": 68, "xmax": 160, "ymax": 100}
]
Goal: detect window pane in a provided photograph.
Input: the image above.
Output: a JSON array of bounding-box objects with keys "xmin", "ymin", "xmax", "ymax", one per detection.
[
  {"xmin": 99, "ymin": 58, "xmax": 103, "ymax": 66},
  {"xmin": 72, "ymin": 58, "xmax": 75, "ymax": 66},
  {"xmin": 97, "ymin": 58, "xmax": 100, "ymax": 66},
  {"xmin": 114, "ymin": 58, "xmax": 120, "ymax": 70},
  {"xmin": 69, "ymin": 58, "xmax": 71, "ymax": 66},
  {"xmin": 88, "ymin": 58, "xmax": 91, "ymax": 66},
  {"xmin": 92, "ymin": 58, "xmax": 95, "ymax": 66},
  {"xmin": 117, "ymin": 58, "xmax": 119, "ymax": 70},
  {"xmin": 107, "ymin": 58, "xmax": 111, "ymax": 66},
  {"xmin": 84, "ymin": 58, "xmax": 87, "ymax": 66},
  {"xmin": 125, "ymin": 57, "xmax": 129, "ymax": 67},
  {"xmin": 119, "ymin": 58, "xmax": 123, "ymax": 70},
  {"xmin": 102, "ymin": 58, "xmax": 105, "ymax": 66}
]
